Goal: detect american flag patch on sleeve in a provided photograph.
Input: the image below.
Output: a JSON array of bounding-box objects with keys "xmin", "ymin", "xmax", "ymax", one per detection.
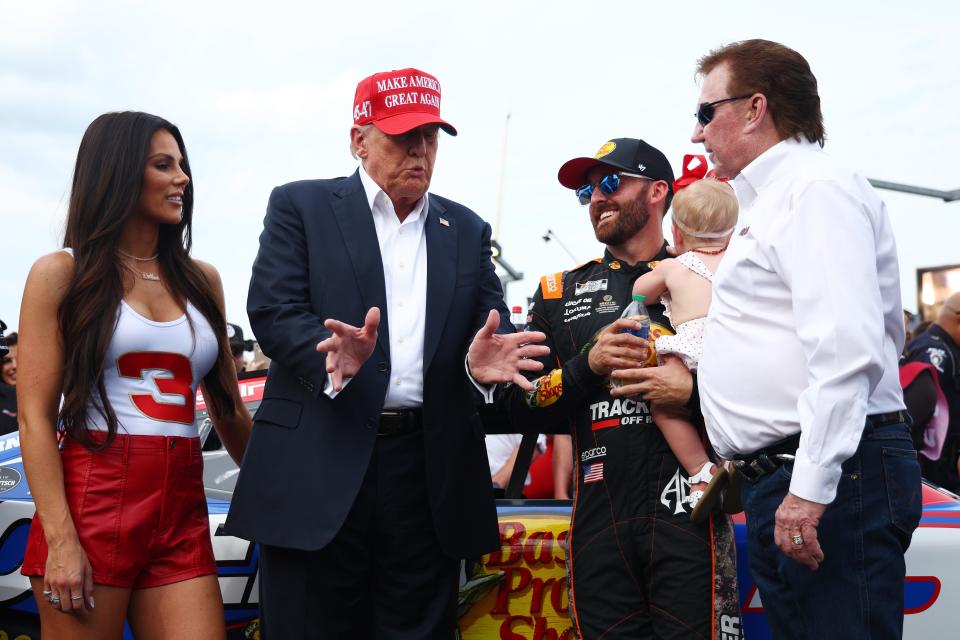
[{"xmin": 582, "ymin": 462, "xmax": 604, "ymax": 484}]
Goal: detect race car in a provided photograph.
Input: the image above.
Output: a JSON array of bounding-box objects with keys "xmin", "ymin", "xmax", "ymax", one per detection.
[{"xmin": 0, "ymin": 370, "xmax": 957, "ymax": 639}]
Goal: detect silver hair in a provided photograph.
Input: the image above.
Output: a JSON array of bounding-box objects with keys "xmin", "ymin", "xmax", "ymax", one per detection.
[{"xmin": 349, "ymin": 124, "xmax": 375, "ymax": 160}]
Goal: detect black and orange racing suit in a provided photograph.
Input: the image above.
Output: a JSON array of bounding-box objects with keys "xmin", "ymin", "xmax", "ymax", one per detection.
[{"xmin": 498, "ymin": 246, "xmax": 742, "ymax": 640}]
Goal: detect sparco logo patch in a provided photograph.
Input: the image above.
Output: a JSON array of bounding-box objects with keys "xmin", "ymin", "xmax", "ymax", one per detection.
[
  {"xmin": 0, "ymin": 466, "xmax": 22, "ymax": 493},
  {"xmin": 580, "ymin": 446, "xmax": 606, "ymax": 462},
  {"xmin": 540, "ymin": 272, "xmax": 563, "ymax": 300},
  {"xmin": 574, "ymin": 279, "xmax": 607, "ymax": 295}
]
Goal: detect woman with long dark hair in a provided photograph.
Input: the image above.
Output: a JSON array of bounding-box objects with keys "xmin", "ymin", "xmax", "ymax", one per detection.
[{"xmin": 17, "ymin": 111, "xmax": 251, "ymax": 639}]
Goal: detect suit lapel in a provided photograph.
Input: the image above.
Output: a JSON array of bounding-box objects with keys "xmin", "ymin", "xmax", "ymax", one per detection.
[
  {"xmin": 424, "ymin": 196, "xmax": 457, "ymax": 373},
  {"xmin": 331, "ymin": 172, "xmax": 390, "ymax": 359}
]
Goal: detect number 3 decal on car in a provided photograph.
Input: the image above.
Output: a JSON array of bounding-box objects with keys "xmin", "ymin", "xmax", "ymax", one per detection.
[{"xmin": 116, "ymin": 352, "xmax": 194, "ymax": 424}]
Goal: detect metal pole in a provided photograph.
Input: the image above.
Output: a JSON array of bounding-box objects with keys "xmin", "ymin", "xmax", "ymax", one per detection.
[
  {"xmin": 542, "ymin": 229, "xmax": 579, "ymax": 264},
  {"xmin": 868, "ymin": 179, "xmax": 960, "ymax": 202}
]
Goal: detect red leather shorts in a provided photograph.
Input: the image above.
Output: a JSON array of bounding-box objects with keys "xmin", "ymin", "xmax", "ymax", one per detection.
[{"xmin": 22, "ymin": 433, "xmax": 216, "ymax": 589}]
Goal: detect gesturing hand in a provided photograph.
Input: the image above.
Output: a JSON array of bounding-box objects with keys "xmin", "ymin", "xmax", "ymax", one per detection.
[
  {"xmin": 316, "ymin": 307, "xmax": 380, "ymax": 392},
  {"xmin": 467, "ymin": 309, "xmax": 550, "ymax": 391}
]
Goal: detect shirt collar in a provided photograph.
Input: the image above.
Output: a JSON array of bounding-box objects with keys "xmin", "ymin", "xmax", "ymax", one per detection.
[
  {"xmin": 358, "ymin": 164, "xmax": 429, "ymax": 222},
  {"xmin": 732, "ymin": 137, "xmax": 818, "ymax": 209}
]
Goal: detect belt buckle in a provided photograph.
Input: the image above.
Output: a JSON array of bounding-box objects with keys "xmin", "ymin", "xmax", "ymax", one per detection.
[
  {"xmin": 378, "ymin": 410, "xmax": 415, "ymax": 437},
  {"xmin": 732, "ymin": 453, "xmax": 795, "ymax": 482}
]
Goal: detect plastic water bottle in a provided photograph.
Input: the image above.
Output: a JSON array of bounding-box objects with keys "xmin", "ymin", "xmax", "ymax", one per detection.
[
  {"xmin": 620, "ymin": 294, "xmax": 650, "ymax": 339},
  {"xmin": 611, "ymin": 295, "xmax": 650, "ymax": 388},
  {"xmin": 511, "ymin": 305, "xmax": 525, "ymax": 330}
]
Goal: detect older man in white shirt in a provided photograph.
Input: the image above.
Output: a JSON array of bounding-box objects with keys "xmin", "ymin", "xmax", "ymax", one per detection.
[{"xmin": 692, "ymin": 40, "xmax": 921, "ymax": 639}]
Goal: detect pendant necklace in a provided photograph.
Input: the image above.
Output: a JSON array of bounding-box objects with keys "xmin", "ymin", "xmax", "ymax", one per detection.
[{"xmin": 119, "ymin": 249, "xmax": 161, "ymax": 281}]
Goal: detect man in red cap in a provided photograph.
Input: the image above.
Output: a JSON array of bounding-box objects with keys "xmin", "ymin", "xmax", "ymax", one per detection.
[{"xmin": 227, "ymin": 68, "xmax": 548, "ymax": 638}]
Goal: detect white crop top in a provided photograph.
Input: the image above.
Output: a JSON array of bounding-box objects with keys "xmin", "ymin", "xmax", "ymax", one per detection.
[
  {"xmin": 62, "ymin": 250, "xmax": 220, "ymax": 437},
  {"xmin": 86, "ymin": 300, "xmax": 219, "ymax": 437}
]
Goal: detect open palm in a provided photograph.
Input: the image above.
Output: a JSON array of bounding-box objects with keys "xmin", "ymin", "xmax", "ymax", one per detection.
[
  {"xmin": 467, "ymin": 309, "xmax": 550, "ymax": 391},
  {"xmin": 316, "ymin": 307, "xmax": 380, "ymax": 392}
]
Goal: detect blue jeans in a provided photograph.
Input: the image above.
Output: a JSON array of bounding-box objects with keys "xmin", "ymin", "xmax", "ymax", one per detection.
[{"xmin": 740, "ymin": 422, "xmax": 922, "ymax": 639}]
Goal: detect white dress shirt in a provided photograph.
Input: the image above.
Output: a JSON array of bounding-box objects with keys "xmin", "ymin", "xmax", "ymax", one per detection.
[
  {"xmin": 325, "ymin": 166, "xmax": 494, "ymax": 406},
  {"xmin": 360, "ymin": 165, "xmax": 429, "ymax": 408},
  {"xmin": 324, "ymin": 166, "xmax": 428, "ymax": 407},
  {"xmin": 698, "ymin": 139, "xmax": 905, "ymax": 504}
]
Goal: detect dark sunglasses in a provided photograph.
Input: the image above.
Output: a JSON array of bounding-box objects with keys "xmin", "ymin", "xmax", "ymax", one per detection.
[
  {"xmin": 695, "ymin": 94, "xmax": 753, "ymax": 127},
  {"xmin": 576, "ymin": 172, "xmax": 651, "ymax": 205}
]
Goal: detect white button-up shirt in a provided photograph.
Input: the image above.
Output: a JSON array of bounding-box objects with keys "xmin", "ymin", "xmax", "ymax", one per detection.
[
  {"xmin": 698, "ymin": 139, "xmax": 905, "ymax": 504},
  {"xmin": 359, "ymin": 165, "xmax": 429, "ymax": 408},
  {"xmin": 323, "ymin": 167, "xmax": 429, "ymax": 407}
]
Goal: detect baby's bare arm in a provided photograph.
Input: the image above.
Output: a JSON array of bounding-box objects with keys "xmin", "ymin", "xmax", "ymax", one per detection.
[{"xmin": 631, "ymin": 259, "xmax": 673, "ymax": 301}]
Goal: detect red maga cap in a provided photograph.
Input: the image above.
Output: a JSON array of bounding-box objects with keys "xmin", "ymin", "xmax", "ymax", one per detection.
[{"xmin": 352, "ymin": 68, "xmax": 457, "ymax": 136}]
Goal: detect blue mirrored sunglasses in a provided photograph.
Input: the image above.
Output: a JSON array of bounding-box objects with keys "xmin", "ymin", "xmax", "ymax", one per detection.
[{"xmin": 576, "ymin": 172, "xmax": 650, "ymax": 205}]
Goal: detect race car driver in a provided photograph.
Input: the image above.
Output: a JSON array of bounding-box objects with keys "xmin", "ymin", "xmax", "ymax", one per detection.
[{"xmin": 497, "ymin": 138, "xmax": 741, "ymax": 639}]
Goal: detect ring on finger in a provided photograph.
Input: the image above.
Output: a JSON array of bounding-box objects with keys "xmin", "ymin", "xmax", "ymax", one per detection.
[
  {"xmin": 71, "ymin": 594, "xmax": 83, "ymax": 601},
  {"xmin": 791, "ymin": 533, "xmax": 804, "ymax": 546}
]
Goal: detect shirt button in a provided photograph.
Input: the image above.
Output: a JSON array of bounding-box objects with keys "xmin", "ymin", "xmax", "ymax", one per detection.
[
  {"xmin": 395, "ymin": 379, "xmax": 402, "ymax": 386},
  {"xmin": 399, "ymin": 262, "xmax": 406, "ymax": 269},
  {"xmin": 398, "ymin": 337, "xmax": 405, "ymax": 344},
  {"xmin": 398, "ymin": 300, "xmax": 404, "ymax": 308}
]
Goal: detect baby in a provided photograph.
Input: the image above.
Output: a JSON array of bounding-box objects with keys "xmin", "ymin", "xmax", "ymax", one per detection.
[{"xmin": 631, "ymin": 168, "xmax": 738, "ymax": 522}]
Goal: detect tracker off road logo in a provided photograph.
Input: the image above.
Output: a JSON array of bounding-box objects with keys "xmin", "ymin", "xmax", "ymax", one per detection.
[{"xmin": 588, "ymin": 398, "xmax": 652, "ymax": 430}]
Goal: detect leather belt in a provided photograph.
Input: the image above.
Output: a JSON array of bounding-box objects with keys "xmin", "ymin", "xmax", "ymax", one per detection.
[
  {"xmin": 731, "ymin": 433, "xmax": 800, "ymax": 482},
  {"xmin": 377, "ymin": 409, "xmax": 422, "ymax": 438},
  {"xmin": 867, "ymin": 410, "xmax": 908, "ymax": 428},
  {"xmin": 731, "ymin": 411, "xmax": 909, "ymax": 482}
]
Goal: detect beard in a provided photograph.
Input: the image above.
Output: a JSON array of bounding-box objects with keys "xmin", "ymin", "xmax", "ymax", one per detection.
[{"xmin": 590, "ymin": 197, "xmax": 651, "ymax": 246}]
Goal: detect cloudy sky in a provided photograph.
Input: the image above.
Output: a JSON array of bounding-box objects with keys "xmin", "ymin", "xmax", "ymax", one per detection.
[{"xmin": 2, "ymin": 0, "xmax": 958, "ymax": 341}]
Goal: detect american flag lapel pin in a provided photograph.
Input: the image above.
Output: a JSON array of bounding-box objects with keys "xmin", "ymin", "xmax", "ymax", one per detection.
[{"xmin": 439, "ymin": 217, "xmax": 450, "ymax": 227}]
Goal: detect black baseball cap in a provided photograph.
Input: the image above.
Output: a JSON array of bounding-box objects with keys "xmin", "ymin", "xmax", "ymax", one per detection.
[
  {"xmin": 558, "ymin": 138, "xmax": 675, "ymax": 192},
  {"xmin": 227, "ymin": 323, "xmax": 246, "ymax": 356}
]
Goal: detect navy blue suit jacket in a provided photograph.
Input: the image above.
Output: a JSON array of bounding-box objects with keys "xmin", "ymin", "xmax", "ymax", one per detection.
[{"xmin": 225, "ymin": 171, "xmax": 508, "ymax": 558}]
